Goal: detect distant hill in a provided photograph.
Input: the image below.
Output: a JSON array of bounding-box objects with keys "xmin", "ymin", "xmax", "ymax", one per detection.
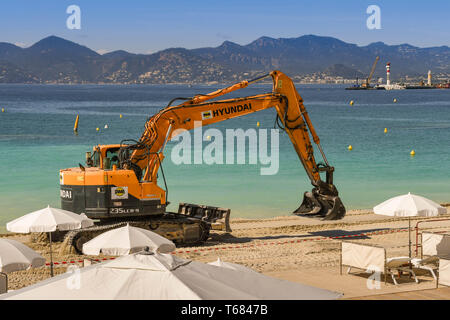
[
  {"xmin": 323, "ymin": 64, "xmax": 364, "ymax": 79},
  {"xmin": 0, "ymin": 35, "xmax": 449, "ymax": 83},
  {"xmin": 0, "ymin": 61, "xmax": 39, "ymax": 83}
]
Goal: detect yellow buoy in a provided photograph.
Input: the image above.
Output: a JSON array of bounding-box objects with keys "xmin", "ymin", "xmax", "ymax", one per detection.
[
  {"xmin": 257, "ymin": 121, "xmax": 260, "ymax": 127},
  {"xmin": 348, "ymin": 145, "xmax": 353, "ymax": 151},
  {"xmin": 384, "ymin": 128, "xmax": 388, "ymax": 133},
  {"xmin": 120, "ymin": 114, "xmax": 123, "ymax": 118},
  {"xmin": 1, "ymin": 107, "xmax": 4, "ymax": 113},
  {"xmin": 73, "ymin": 115, "xmax": 79, "ymax": 132},
  {"xmin": 393, "ymin": 98, "xmax": 397, "ymax": 103},
  {"xmin": 410, "ymin": 150, "xmax": 415, "ymax": 156},
  {"xmin": 96, "ymin": 127, "xmax": 100, "ymax": 132},
  {"xmin": 349, "ymin": 100, "xmax": 354, "ymax": 106}
]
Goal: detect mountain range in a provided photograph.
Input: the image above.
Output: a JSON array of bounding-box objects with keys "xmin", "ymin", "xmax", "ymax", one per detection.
[{"xmin": 0, "ymin": 35, "xmax": 449, "ymax": 84}]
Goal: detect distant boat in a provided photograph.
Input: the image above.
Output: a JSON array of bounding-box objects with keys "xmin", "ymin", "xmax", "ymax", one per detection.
[
  {"xmin": 436, "ymin": 83, "xmax": 450, "ymax": 89},
  {"xmin": 404, "ymin": 85, "xmax": 437, "ymax": 89}
]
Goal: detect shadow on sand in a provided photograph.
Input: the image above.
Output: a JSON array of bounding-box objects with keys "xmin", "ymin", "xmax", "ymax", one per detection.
[{"xmin": 197, "ymin": 227, "xmax": 393, "ymax": 246}]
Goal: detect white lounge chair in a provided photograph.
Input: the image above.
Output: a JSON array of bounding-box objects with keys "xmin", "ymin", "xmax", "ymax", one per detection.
[
  {"xmin": 386, "ymin": 256, "xmax": 418, "ymax": 285},
  {"xmin": 411, "ymin": 256, "xmax": 439, "ymax": 280}
]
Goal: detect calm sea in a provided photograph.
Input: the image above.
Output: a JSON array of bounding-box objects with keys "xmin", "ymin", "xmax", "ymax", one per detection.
[{"xmin": 0, "ymin": 83, "xmax": 449, "ymax": 228}]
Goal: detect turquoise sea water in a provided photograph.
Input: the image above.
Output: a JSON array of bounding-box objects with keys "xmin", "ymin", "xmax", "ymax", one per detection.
[{"xmin": 0, "ymin": 83, "xmax": 449, "ymax": 228}]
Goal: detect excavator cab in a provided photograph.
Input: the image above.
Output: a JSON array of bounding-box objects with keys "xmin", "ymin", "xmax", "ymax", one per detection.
[{"xmin": 85, "ymin": 145, "xmax": 122, "ymax": 169}]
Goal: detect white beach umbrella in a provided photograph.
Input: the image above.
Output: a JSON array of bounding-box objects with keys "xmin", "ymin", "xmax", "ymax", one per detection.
[
  {"xmin": 374, "ymin": 192, "xmax": 446, "ymax": 258},
  {"xmin": 0, "ymin": 251, "xmax": 342, "ymax": 300},
  {"xmin": 0, "ymin": 238, "xmax": 45, "ymax": 293},
  {"xmin": 6, "ymin": 206, "xmax": 94, "ymax": 276},
  {"xmin": 0, "ymin": 239, "xmax": 45, "ymax": 273},
  {"xmin": 6, "ymin": 206, "xmax": 93, "ymax": 233},
  {"xmin": 82, "ymin": 224, "xmax": 176, "ymax": 256}
]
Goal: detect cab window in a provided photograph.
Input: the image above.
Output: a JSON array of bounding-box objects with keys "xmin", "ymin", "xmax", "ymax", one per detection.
[{"xmin": 92, "ymin": 151, "xmax": 100, "ymax": 167}]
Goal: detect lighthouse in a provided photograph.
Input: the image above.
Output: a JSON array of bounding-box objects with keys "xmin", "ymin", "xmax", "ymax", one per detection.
[
  {"xmin": 428, "ymin": 70, "xmax": 432, "ymax": 86},
  {"xmin": 386, "ymin": 63, "xmax": 391, "ymax": 86}
]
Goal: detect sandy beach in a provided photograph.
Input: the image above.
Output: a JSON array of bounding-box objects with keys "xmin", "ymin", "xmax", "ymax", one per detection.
[{"xmin": 2, "ymin": 205, "xmax": 450, "ymax": 299}]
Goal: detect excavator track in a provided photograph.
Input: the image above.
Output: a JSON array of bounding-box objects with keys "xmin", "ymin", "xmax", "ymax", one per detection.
[{"xmin": 60, "ymin": 214, "xmax": 209, "ymax": 254}]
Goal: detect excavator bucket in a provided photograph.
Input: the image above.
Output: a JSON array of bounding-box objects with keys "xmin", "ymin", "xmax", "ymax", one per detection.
[{"xmin": 294, "ymin": 190, "xmax": 346, "ymax": 220}]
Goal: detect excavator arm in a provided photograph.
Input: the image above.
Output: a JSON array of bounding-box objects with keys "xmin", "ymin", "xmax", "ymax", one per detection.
[{"xmin": 119, "ymin": 70, "xmax": 345, "ymax": 220}]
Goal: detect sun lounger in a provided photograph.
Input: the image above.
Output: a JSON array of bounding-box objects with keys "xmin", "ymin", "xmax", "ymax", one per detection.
[
  {"xmin": 386, "ymin": 256, "xmax": 419, "ymax": 285},
  {"xmin": 340, "ymin": 241, "xmax": 418, "ymax": 285},
  {"xmin": 411, "ymin": 256, "xmax": 439, "ymax": 280}
]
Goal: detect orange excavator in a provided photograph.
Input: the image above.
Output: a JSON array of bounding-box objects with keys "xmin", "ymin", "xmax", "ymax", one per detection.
[{"xmin": 59, "ymin": 70, "xmax": 345, "ymax": 252}]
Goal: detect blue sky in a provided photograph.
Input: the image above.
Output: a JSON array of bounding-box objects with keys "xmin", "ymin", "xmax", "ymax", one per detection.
[{"xmin": 0, "ymin": 0, "xmax": 449, "ymax": 54}]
